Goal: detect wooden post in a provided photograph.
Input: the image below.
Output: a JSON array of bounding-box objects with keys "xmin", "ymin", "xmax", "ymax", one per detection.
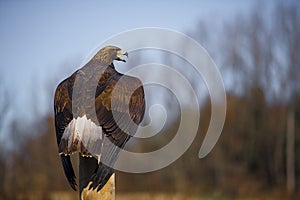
[
  {"xmin": 286, "ymin": 110, "xmax": 295, "ymax": 195},
  {"xmin": 80, "ymin": 157, "xmax": 115, "ymax": 200},
  {"xmin": 81, "ymin": 174, "xmax": 115, "ymax": 200}
]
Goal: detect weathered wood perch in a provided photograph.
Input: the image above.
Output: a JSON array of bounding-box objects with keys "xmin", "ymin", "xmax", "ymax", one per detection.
[{"xmin": 81, "ymin": 175, "xmax": 115, "ymax": 200}]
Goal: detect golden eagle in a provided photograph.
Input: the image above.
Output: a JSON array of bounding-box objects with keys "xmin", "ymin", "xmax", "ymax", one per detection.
[{"xmin": 54, "ymin": 46, "xmax": 145, "ymax": 192}]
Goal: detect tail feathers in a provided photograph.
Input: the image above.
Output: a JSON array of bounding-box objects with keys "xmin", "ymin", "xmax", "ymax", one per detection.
[
  {"xmin": 89, "ymin": 162, "xmax": 114, "ymax": 192},
  {"xmin": 61, "ymin": 155, "xmax": 77, "ymax": 191},
  {"xmin": 58, "ymin": 115, "xmax": 103, "ymax": 157}
]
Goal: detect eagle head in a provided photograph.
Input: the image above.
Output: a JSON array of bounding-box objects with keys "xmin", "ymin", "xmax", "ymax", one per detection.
[{"xmin": 92, "ymin": 46, "xmax": 128, "ymax": 64}]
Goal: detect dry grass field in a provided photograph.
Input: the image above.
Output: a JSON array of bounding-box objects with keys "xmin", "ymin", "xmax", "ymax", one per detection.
[{"xmin": 117, "ymin": 193, "xmax": 200, "ymax": 200}]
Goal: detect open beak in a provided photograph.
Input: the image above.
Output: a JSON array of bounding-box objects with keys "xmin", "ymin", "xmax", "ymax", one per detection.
[{"xmin": 116, "ymin": 49, "xmax": 128, "ymax": 62}]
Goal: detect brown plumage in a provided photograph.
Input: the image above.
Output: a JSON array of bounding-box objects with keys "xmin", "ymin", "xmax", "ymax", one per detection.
[{"xmin": 54, "ymin": 46, "xmax": 145, "ymax": 191}]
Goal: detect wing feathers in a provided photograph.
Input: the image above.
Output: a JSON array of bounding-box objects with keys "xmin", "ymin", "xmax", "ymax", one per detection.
[
  {"xmin": 60, "ymin": 155, "xmax": 77, "ymax": 191},
  {"xmin": 54, "ymin": 76, "xmax": 78, "ymax": 190},
  {"xmin": 89, "ymin": 162, "xmax": 114, "ymax": 192}
]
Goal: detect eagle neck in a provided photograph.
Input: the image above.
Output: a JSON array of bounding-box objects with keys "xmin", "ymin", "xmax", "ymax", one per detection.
[{"xmin": 80, "ymin": 60, "xmax": 116, "ymax": 77}]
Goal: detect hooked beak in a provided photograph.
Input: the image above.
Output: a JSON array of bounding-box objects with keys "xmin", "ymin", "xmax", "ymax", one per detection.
[{"xmin": 116, "ymin": 49, "xmax": 128, "ymax": 62}]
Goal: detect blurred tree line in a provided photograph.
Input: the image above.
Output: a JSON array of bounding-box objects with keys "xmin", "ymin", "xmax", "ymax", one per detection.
[{"xmin": 0, "ymin": 2, "xmax": 299, "ymax": 199}]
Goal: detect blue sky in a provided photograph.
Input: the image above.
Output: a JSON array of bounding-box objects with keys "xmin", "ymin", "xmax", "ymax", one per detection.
[{"xmin": 0, "ymin": 0, "xmax": 272, "ymax": 145}]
